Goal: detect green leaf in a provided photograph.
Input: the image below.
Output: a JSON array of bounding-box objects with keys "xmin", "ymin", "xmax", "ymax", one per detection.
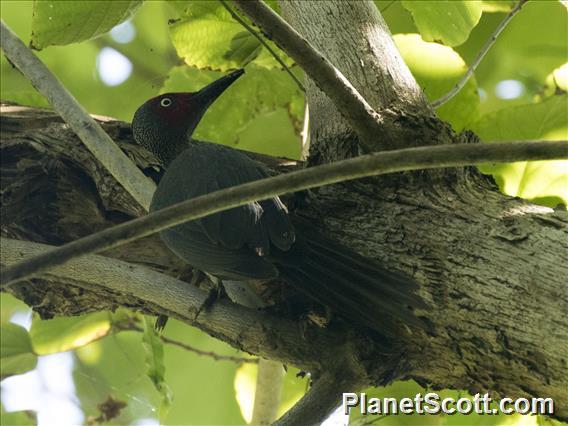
[
  {"xmin": 169, "ymin": 1, "xmax": 293, "ymax": 71},
  {"xmin": 0, "ymin": 323, "xmax": 37, "ymax": 377},
  {"xmin": 234, "ymin": 363, "xmax": 305, "ymax": 423},
  {"xmin": 161, "ymin": 64, "xmax": 303, "ymax": 159},
  {"xmin": 30, "ymin": 0, "xmax": 142, "ymax": 50},
  {"xmin": 541, "ymin": 62, "xmax": 568, "ymax": 99},
  {"xmin": 401, "ymin": 1, "xmax": 483, "ymax": 46},
  {"xmin": 253, "ymin": 39, "xmax": 296, "ymax": 70},
  {"xmin": 471, "ymin": 95, "xmax": 568, "ymax": 206},
  {"xmin": 1, "ymin": 405, "xmax": 36, "ymax": 426},
  {"xmin": 169, "ymin": 0, "xmax": 231, "ymax": 20},
  {"xmin": 0, "ymin": 91, "xmax": 50, "ymax": 109},
  {"xmin": 169, "ymin": 1, "xmax": 261, "ymax": 72},
  {"xmin": 349, "ymin": 381, "xmax": 505, "ymax": 425},
  {"xmin": 394, "ymin": 34, "xmax": 479, "ymax": 131},
  {"xmin": 234, "ymin": 362, "xmax": 256, "ymax": 423},
  {"xmin": 142, "ymin": 316, "xmax": 172, "ymax": 423},
  {"xmin": 482, "ymin": 1, "xmax": 516, "ymax": 13},
  {"xmin": 455, "ymin": 1, "xmax": 567, "ymax": 112},
  {"xmin": 29, "ymin": 311, "xmax": 111, "ymax": 355}
]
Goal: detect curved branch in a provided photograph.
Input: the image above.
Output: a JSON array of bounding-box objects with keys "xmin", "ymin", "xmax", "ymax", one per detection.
[
  {"xmin": 0, "ymin": 238, "xmax": 342, "ymax": 370},
  {"xmin": 2, "ymin": 140, "xmax": 566, "ymax": 287},
  {"xmin": 432, "ymin": 0, "xmax": 529, "ymax": 108},
  {"xmin": 231, "ymin": 0, "xmax": 383, "ymax": 150},
  {"xmin": 0, "ymin": 20, "xmax": 155, "ymax": 211}
]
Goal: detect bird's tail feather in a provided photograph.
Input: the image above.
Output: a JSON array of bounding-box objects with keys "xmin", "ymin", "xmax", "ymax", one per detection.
[{"xmin": 274, "ymin": 222, "xmax": 427, "ymax": 335}]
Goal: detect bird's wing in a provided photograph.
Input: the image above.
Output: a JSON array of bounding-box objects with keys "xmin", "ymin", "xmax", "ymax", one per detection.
[{"xmin": 175, "ymin": 142, "xmax": 295, "ymax": 254}]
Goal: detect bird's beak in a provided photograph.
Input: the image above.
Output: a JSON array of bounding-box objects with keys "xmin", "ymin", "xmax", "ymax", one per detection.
[{"xmin": 193, "ymin": 69, "xmax": 245, "ymax": 110}]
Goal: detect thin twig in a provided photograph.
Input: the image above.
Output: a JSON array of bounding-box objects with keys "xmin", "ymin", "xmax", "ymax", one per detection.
[
  {"xmin": 1, "ymin": 140, "xmax": 566, "ymax": 287},
  {"xmin": 0, "ymin": 20, "xmax": 155, "ymax": 211},
  {"xmin": 431, "ymin": 0, "xmax": 529, "ymax": 108},
  {"xmin": 122, "ymin": 323, "xmax": 257, "ymax": 364},
  {"xmin": 231, "ymin": 0, "xmax": 382, "ymax": 151},
  {"xmin": 219, "ymin": 0, "xmax": 305, "ymax": 92}
]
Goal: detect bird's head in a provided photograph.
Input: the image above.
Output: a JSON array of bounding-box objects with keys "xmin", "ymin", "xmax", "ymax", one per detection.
[{"xmin": 132, "ymin": 69, "xmax": 244, "ymax": 165}]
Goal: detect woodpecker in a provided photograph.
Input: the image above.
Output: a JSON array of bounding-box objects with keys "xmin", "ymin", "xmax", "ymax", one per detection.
[{"xmin": 132, "ymin": 69, "xmax": 425, "ymax": 334}]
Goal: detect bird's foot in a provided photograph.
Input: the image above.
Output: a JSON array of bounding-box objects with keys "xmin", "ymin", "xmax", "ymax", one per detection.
[
  {"xmin": 154, "ymin": 314, "xmax": 169, "ymax": 333},
  {"xmin": 194, "ymin": 281, "xmax": 227, "ymax": 320}
]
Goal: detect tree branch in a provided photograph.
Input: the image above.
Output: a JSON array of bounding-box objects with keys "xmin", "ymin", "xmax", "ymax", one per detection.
[
  {"xmin": 274, "ymin": 372, "xmax": 366, "ymax": 425},
  {"xmin": 0, "ymin": 19, "xmax": 155, "ymax": 211},
  {"xmin": 0, "ymin": 238, "xmax": 345, "ymax": 370},
  {"xmin": 431, "ymin": 0, "xmax": 529, "ymax": 108},
  {"xmin": 231, "ymin": 0, "xmax": 384, "ymax": 151},
  {"xmin": 251, "ymin": 360, "xmax": 285, "ymax": 425},
  {"xmin": 2, "ymin": 140, "xmax": 566, "ymax": 287},
  {"xmin": 218, "ymin": 0, "xmax": 305, "ymax": 92},
  {"xmin": 2, "ymin": 105, "xmax": 567, "ymax": 420}
]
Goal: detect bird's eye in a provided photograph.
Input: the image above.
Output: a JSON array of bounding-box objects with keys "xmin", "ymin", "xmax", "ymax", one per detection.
[{"xmin": 160, "ymin": 98, "xmax": 172, "ymax": 107}]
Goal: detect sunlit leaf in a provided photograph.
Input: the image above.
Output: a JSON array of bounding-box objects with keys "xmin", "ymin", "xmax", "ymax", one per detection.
[
  {"xmin": 401, "ymin": 1, "xmax": 482, "ymax": 46},
  {"xmin": 253, "ymin": 41, "xmax": 296, "ymax": 70},
  {"xmin": 233, "ymin": 363, "xmax": 306, "ymax": 423},
  {"xmin": 170, "ymin": 18, "xmax": 261, "ymax": 71},
  {"xmin": 471, "ymin": 95, "xmax": 568, "ymax": 206},
  {"xmin": 31, "ymin": 0, "xmax": 142, "ymax": 50},
  {"xmin": 277, "ymin": 367, "xmax": 307, "ymax": 418},
  {"xmin": 455, "ymin": 1, "xmax": 567, "ymax": 113},
  {"xmin": 234, "ymin": 362, "xmax": 256, "ymax": 423},
  {"xmin": 394, "ymin": 34, "xmax": 479, "ymax": 130},
  {"xmin": 169, "ymin": 1, "xmax": 259, "ymax": 71},
  {"xmin": 169, "ymin": 1, "xmax": 293, "ymax": 71},
  {"xmin": 29, "ymin": 311, "xmax": 111, "ymax": 355},
  {"xmin": 0, "ymin": 323, "xmax": 37, "ymax": 377},
  {"xmin": 142, "ymin": 316, "xmax": 172, "ymax": 423},
  {"xmin": 482, "ymin": 1, "xmax": 516, "ymax": 13},
  {"xmin": 1, "ymin": 405, "xmax": 36, "ymax": 426},
  {"xmin": 541, "ymin": 62, "xmax": 568, "ymax": 99},
  {"xmin": 73, "ymin": 329, "xmax": 161, "ymax": 423},
  {"xmin": 349, "ymin": 381, "xmax": 506, "ymax": 425}
]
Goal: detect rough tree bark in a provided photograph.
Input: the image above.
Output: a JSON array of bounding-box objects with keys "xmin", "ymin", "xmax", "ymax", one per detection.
[
  {"xmin": 1, "ymin": 0, "xmax": 567, "ymax": 423},
  {"xmin": 278, "ymin": 0, "xmax": 568, "ymax": 420}
]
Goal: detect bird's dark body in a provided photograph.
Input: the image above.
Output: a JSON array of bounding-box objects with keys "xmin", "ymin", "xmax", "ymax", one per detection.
[
  {"xmin": 133, "ymin": 69, "xmax": 425, "ymax": 334},
  {"xmin": 151, "ymin": 141, "xmax": 425, "ymax": 332},
  {"xmin": 151, "ymin": 141, "xmax": 293, "ymax": 281}
]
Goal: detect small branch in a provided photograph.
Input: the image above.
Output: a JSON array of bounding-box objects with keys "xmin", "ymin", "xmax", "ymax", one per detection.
[
  {"xmin": 431, "ymin": 0, "xmax": 529, "ymax": 108},
  {"xmin": 1, "ymin": 140, "xmax": 566, "ymax": 287},
  {"xmin": 219, "ymin": 0, "xmax": 305, "ymax": 92},
  {"xmin": 0, "ymin": 20, "xmax": 155, "ymax": 211},
  {"xmin": 274, "ymin": 372, "xmax": 366, "ymax": 426},
  {"xmin": 223, "ymin": 280, "xmax": 287, "ymax": 423},
  {"xmin": 251, "ymin": 359, "xmax": 285, "ymax": 425},
  {"xmin": 231, "ymin": 0, "xmax": 383, "ymax": 151},
  {"xmin": 120, "ymin": 323, "xmax": 257, "ymax": 364}
]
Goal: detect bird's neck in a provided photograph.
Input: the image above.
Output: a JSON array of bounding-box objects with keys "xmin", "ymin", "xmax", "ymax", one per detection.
[{"xmin": 154, "ymin": 133, "xmax": 194, "ymax": 168}]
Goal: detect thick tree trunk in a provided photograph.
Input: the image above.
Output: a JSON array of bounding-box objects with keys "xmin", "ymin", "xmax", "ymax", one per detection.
[
  {"xmin": 1, "ymin": 0, "xmax": 567, "ymax": 421},
  {"xmin": 280, "ymin": 0, "xmax": 568, "ymax": 418}
]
